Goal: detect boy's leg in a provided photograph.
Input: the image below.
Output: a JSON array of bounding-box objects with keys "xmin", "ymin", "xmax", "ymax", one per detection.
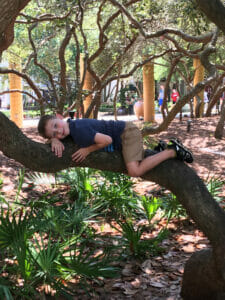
[
  {"xmin": 121, "ymin": 122, "xmax": 144, "ymax": 163},
  {"xmin": 126, "ymin": 149, "xmax": 176, "ymax": 177},
  {"xmin": 153, "ymin": 138, "xmax": 193, "ymax": 163}
]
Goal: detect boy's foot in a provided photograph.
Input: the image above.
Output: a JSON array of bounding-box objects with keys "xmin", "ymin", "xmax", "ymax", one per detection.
[
  {"xmin": 169, "ymin": 137, "xmax": 182, "ymax": 144},
  {"xmin": 167, "ymin": 138, "xmax": 193, "ymax": 163},
  {"xmin": 154, "ymin": 140, "xmax": 167, "ymax": 152}
]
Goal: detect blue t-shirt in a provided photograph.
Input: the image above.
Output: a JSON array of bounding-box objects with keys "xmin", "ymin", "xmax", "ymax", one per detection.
[
  {"xmin": 68, "ymin": 118, "xmax": 126, "ymax": 152},
  {"xmin": 159, "ymin": 89, "xmax": 164, "ymax": 100}
]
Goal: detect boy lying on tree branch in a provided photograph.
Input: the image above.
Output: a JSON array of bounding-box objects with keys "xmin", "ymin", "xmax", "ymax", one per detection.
[{"xmin": 38, "ymin": 115, "xmax": 193, "ymax": 177}]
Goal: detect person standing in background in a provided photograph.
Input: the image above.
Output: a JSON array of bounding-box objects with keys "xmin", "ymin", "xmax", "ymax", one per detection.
[
  {"xmin": 171, "ymin": 89, "xmax": 179, "ymax": 106},
  {"xmin": 204, "ymin": 90, "xmax": 209, "ymax": 112},
  {"xmin": 158, "ymin": 85, "xmax": 164, "ymax": 112}
]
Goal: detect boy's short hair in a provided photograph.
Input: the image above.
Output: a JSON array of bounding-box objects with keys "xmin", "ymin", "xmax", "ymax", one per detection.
[{"xmin": 38, "ymin": 115, "xmax": 56, "ymax": 138}]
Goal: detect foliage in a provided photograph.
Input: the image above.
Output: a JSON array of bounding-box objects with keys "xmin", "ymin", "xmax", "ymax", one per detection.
[
  {"xmin": 206, "ymin": 176, "xmax": 225, "ymax": 202},
  {"xmin": 116, "ymin": 219, "xmax": 166, "ymax": 258},
  {"xmin": 1, "ymin": 165, "xmax": 224, "ymax": 297},
  {"xmin": 56, "ymin": 168, "xmax": 141, "ymax": 219},
  {"xmin": 0, "ymin": 279, "xmax": 13, "ymax": 300},
  {"xmin": 0, "ymin": 167, "xmax": 169, "ymax": 297},
  {"xmin": 167, "ymin": 0, "xmax": 211, "ymax": 33},
  {"xmin": 0, "ymin": 199, "xmax": 118, "ymax": 298},
  {"xmin": 140, "ymin": 195, "xmax": 162, "ymax": 227},
  {"xmin": 57, "ymin": 167, "xmax": 95, "ymax": 202},
  {"xmin": 99, "ymin": 102, "xmax": 114, "ymax": 113},
  {"xmin": 2, "ymin": 0, "xmax": 223, "ymax": 117},
  {"xmin": 92, "ymin": 171, "xmax": 138, "ymax": 218},
  {"xmin": 158, "ymin": 192, "xmax": 186, "ymax": 220}
]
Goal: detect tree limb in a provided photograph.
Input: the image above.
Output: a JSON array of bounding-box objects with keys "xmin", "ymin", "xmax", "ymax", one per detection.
[
  {"xmin": 195, "ymin": 0, "xmax": 225, "ymax": 35},
  {"xmin": 1, "ymin": 110, "xmax": 225, "ymax": 254},
  {"xmin": 0, "ymin": 0, "xmax": 31, "ymax": 54}
]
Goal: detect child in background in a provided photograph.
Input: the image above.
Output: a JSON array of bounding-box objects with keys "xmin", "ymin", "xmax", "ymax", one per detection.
[
  {"xmin": 171, "ymin": 89, "xmax": 179, "ymax": 105},
  {"xmin": 158, "ymin": 85, "xmax": 165, "ymax": 112}
]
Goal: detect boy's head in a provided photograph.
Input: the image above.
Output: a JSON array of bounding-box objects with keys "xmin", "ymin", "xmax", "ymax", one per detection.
[{"xmin": 38, "ymin": 115, "xmax": 70, "ymax": 140}]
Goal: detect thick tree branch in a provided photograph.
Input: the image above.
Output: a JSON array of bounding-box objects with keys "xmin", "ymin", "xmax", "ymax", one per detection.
[
  {"xmin": 103, "ymin": 49, "xmax": 173, "ymax": 87},
  {"xmin": 195, "ymin": 0, "xmax": 225, "ymax": 34},
  {"xmin": 58, "ymin": 24, "xmax": 74, "ymax": 113},
  {"xmin": 0, "ymin": 67, "xmax": 43, "ymax": 101},
  {"xmin": 0, "ymin": 89, "xmax": 39, "ymax": 102},
  {"xmin": 17, "ymin": 10, "xmax": 73, "ymax": 24},
  {"xmin": 1, "ymin": 111, "xmax": 225, "ymax": 255},
  {"xmin": 0, "ymin": 0, "xmax": 31, "ymax": 54},
  {"xmin": 28, "ymin": 23, "xmax": 59, "ymax": 105}
]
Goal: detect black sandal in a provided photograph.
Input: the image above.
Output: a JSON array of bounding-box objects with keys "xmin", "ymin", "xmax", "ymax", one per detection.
[
  {"xmin": 154, "ymin": 140, "xmax": 167, "ymax": 152},
  {"xmin": 167, "ymin": 138, "xmax": 193, "ymax": 163}
]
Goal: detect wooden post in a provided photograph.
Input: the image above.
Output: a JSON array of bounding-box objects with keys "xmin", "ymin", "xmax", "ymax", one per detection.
[
  {"xmin": 9, "ymin": 60, "xmax": 23, "ymax": 128},
  {"xmin": 80, "ymin": 54, "xmax": 93, "ymax": 118},
  {"xmin": 143, "ymin": 61, "xmax": 155, "ymax": 122},
  {"xmin": 193, "ymin": 58, "xmax": 204, "ymax": 117}
]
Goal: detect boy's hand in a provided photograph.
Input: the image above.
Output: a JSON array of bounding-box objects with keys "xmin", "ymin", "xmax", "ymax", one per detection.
[
  {"xmin": 72, "ymin": 148, "xmax": 90, "ymax": 162},
  {"xmin": 71, "ymin": 133, "xmax": 112, "ymax": 163},
  {"xmin": 51, "ymin": 138, "xmax": 65, "ymax": 157}
]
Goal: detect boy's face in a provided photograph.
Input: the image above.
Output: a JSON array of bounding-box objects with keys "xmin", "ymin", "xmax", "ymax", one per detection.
[{"xmin": 45, "ymin": 118, "xmax": 70, "ymax": 139}]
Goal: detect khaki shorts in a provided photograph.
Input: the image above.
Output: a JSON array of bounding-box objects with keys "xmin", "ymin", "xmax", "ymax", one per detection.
[{"xmin": 121, "ymin": 122, "xmax": 144, "ymax": 163}]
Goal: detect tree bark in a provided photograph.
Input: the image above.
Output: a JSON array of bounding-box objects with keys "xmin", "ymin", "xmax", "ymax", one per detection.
[
  {"xmin": 8, "ymin": 59, "xmax": 23, "ymax": 128},
  {"xmin": 1, "ymin": 111, "xmax": 225, "ymax": 298},
  {"xmin": 181, "ymin": 249, "xmax": 225, "ymax": 300},
  {"xmin": 143, "ymin": 60, "xmax": 155, "ymax": 122},
  {"xmin": 195, "ymin": 0, "xmax": 225, "ymax": 35},
  {"xmin": 0, "ymin": 0, "xmax": 31, "ymax": 54},
  {"xmin": 193, "ymin": 58, "xmax": 204, "ymax": 117},
  {"xmin": 215, "ymin": 99, "xmax": 225, "ymax": 139}
]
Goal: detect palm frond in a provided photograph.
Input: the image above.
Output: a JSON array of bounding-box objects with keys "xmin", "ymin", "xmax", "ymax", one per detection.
[
  {"xmin": 26, "ymin": 172, "xmax": 56, "ymax": 186},
  {"xmin": 63, "ymin": 243, "xmax": 119, "ymax": 280},
  {"xmin": 0, "ymin": 209, "xmax": 32, "ymax": 250}
]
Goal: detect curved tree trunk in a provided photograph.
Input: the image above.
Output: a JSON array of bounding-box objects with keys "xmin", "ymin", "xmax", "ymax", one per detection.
[
  {"xmin": 0, "ymin": 0, "xmax": 31, "ymax": 54},
  {"xmin": 215, "ymin": 99, "xmax": 225, "ymax": 139},
  {"xmin": 80, "ymin": 54, "xmax": 94, "ymax": 118},
  {"xmin": 1, "ymin": 111, "xmax": 225, "ymax": 298},
  {"xmin": 206, "ymin": 84, "xmax": 225, "ymax": 117},
  {"xmin": 193, "ymin": 58, "xmax": 205, "ymax": 117},
  {"xmin": 181, "ymin": 249, "xmax": 225, "ymax": 300},
  {"xmin": 196, "ymin": 0, "xmax": 225, "ymax": 35}
]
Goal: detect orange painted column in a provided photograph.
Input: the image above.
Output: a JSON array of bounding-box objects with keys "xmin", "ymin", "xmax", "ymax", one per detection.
[
  {"xmin": 193, "ymin": 58, "xmax": 204, "ymax": 117},
  {"xmin": 143, "ymin": 61, "xmax": 155, "ymax": 122},
  {"xmin": 80, "ymin": 55, "xmax": 93, "ymax": 118},
  {"xmin": 9, "ymin": 60, "xmax": 23, "ymax": 128}
]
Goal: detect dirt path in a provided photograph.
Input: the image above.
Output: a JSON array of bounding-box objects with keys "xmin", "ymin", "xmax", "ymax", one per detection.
[{"xmin": 155, "ymin": 116, "xmax": 225, "ymax": 182}]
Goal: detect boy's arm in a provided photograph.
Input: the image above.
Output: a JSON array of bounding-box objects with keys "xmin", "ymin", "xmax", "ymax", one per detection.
[
  {"xmin": 50, "ymin": 138, "xmax": 65, "ymax": 157},
  {"xmin": 72, "ymin": 133, "xmax": 112, "ymax": 163}
]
